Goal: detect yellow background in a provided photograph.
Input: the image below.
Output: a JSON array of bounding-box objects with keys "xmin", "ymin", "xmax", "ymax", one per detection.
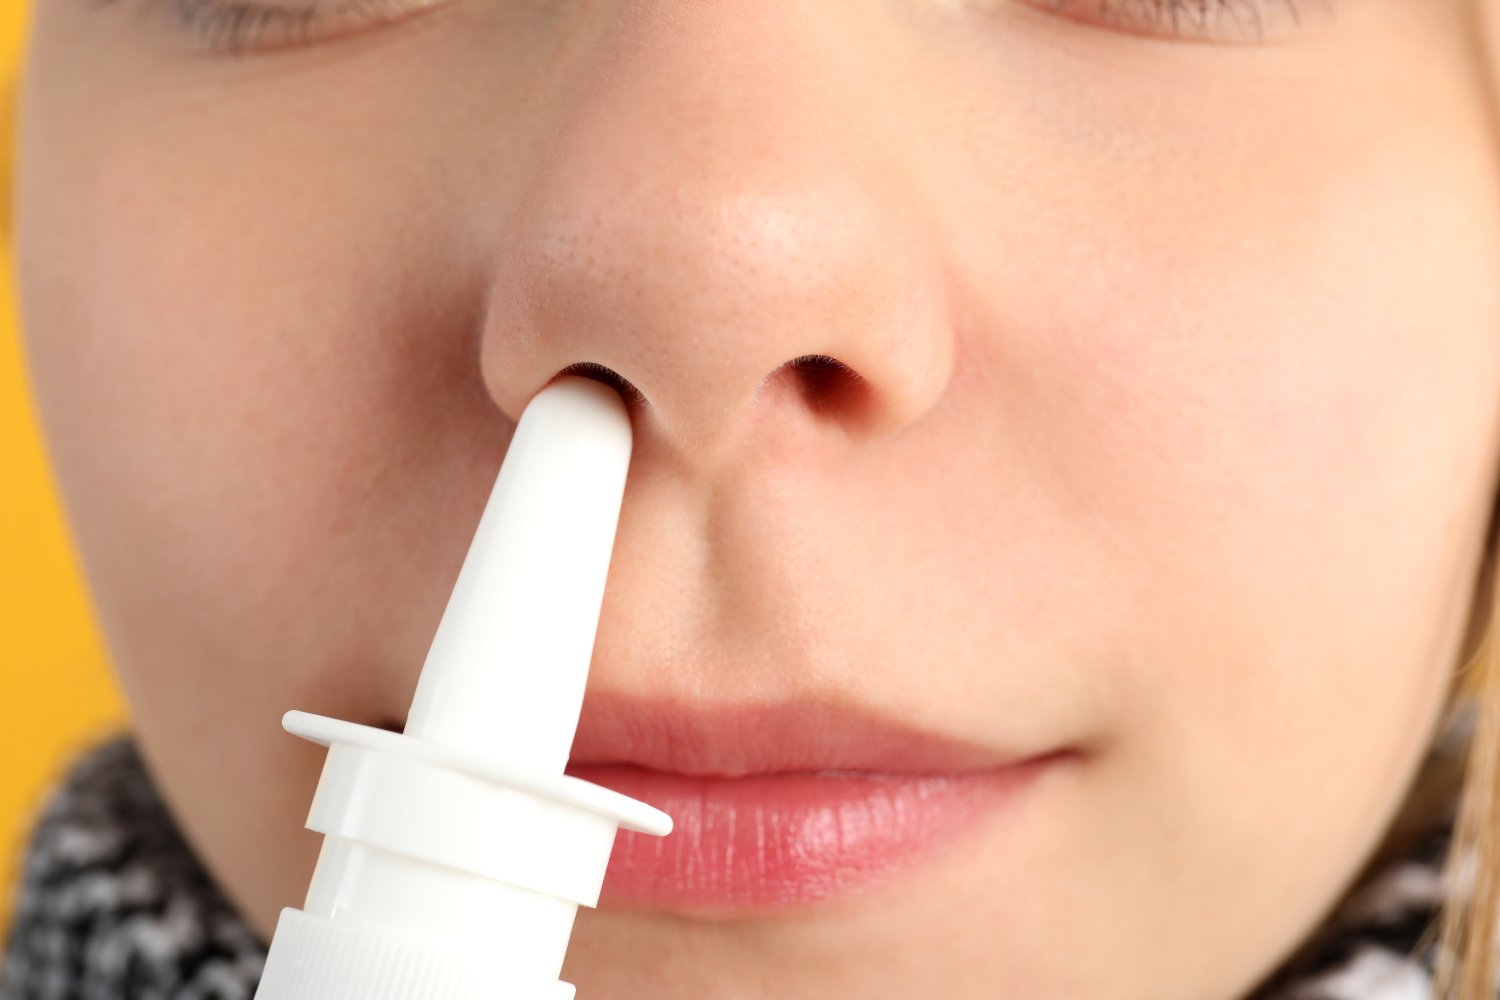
[{"xmin": 0, "ymin": 3, "xmax": 132, "ymax": 940}]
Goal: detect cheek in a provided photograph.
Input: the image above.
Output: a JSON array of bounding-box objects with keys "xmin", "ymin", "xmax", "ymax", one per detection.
[
  {"xmin": 11, "ymin": 11, "xmax": 563, "ymax": 929},
  {"xmin": 1075, "ymin": 72, "xmax": 1500, "ymax": 780},
  {"xmin": 11, "ymin": 51, "xmax": 514, "ymax": 931},
  {"xmin": 1059, "ymin": 176, "xmax": 1500, "ymax": 914},
  {"xmin": 13, "ymin": 50, "xmax": 501, "ymax": 737},
  {"xmin": 930, "ymin": 0, "xmax": 1500, "ymax": 749},
  {"xmin": 917, "ymin": 4, "xmax": 1500, "ymax": 975}
]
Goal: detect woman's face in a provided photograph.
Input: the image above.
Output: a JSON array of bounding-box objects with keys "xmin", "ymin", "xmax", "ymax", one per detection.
[{"xmin": 15, "ymin": 1, "xmax": 1500, "ymax": 997}]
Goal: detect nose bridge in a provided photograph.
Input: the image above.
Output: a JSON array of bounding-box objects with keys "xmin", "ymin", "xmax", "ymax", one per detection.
[{"xmin": 481, "ymin": 1, "xmax": 954, "ymax": 461}]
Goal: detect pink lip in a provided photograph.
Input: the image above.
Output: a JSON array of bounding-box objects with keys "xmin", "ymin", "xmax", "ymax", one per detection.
[{"xmin": 564, "ymin": 693, "xmax": 1075, "ymax": 913}]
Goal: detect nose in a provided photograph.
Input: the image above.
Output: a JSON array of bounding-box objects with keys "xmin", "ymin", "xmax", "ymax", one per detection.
[{"xmin": 478, "ymin": 3, "xmax": 955, "ymax": 470}]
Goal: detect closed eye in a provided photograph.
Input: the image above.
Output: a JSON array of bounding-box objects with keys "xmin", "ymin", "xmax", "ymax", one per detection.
[
  {"xmin": 94, "ymin": 0, "xmax": 453, "ymax": 56},
  {"xmin": 1009, "ymin": 0, "xmax": 1335, "ymax": 45}
]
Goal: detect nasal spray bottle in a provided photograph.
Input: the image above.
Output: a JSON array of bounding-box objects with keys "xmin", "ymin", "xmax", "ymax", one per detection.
[{"xmin": 253, "ymin": 375, "xmax": 672, "ymax": 1000}]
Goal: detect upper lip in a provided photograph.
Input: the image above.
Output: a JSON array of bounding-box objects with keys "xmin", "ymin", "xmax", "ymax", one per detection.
[{"xmin": 563, "ymin": 689, "xmax": 1057, "ymax": 777}]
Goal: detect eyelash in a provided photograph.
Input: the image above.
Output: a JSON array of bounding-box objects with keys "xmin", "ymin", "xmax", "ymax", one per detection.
[
  {"xmin": 1041, "ymin": 0, "xmax": 1314, "ymax": 41},
  {"xmin": 127, "ymin": 0, "xmax": 1309, "ymax": 56},
  {"xmin": 147, "ymin": 0, "xmax": 440, "ymax": 55}
]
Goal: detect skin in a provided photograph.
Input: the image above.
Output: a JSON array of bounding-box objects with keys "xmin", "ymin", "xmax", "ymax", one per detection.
[{"xmin": 13, "ymin": 0, "xmax": 1500, "ymax": 997}]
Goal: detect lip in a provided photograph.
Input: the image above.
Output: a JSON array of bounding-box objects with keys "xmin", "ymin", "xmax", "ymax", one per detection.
[{"xmin": 562, "ymin": 691, "xmax": 1076, "ymax": 913}]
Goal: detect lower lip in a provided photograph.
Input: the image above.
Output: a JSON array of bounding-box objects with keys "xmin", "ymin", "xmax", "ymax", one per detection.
[{"xmin": 564, "ymin": 752, "xmax": 1069, "ymax": 913}]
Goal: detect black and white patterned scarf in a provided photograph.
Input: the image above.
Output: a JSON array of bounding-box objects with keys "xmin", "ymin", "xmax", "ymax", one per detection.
[{"xmin": 0, "ymin": 733, "xmax": 1476, "ymax": 999}]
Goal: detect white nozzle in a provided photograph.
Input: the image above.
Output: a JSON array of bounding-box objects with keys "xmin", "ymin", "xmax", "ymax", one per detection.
[
  {"xmin": 404, "ymin": 376, "xmax": 633, "ymax": 773},
  {"xmin": 253, "ymin": 375, "xmax": 672, "ymax": 1000}
]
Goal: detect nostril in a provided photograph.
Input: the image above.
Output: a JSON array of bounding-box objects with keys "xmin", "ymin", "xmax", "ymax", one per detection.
[
  {"xmin": 785, "ymin": 354, "xmax": 867, "ymax": 413},
  {"xmin": 556, "ymin": 361, "xmax": 648, "ymax": 409}
]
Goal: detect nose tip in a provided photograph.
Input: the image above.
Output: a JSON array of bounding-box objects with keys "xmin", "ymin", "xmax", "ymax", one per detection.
[
  {"xmin": 477, "ymin": 4, "xmax": 954, "ymax": 465},
  {"xmin": 484, "ymin": 177, "xmax": 955, "ymax": 465}
]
